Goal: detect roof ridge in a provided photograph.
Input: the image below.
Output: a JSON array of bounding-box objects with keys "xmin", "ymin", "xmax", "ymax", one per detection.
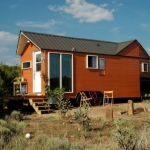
[{"xmin": 21, "ymin": 30, "xmax": 118, "ymax": 44}]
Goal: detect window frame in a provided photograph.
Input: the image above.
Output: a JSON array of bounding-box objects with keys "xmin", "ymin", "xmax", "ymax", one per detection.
[
  {"xmin": 99, "ymin": 58, "xmax": 105, "ymax": 70},
  {"xmin": 22, "ymin": 61, "xmax": 32, "ymax": 69},
  {"xmin": 141, "ymin": 62, "xmax": 148, "ymax": 72},
  {"xmin": 86, "ymin": 55, "xmax": 98, "ymax": 69},
  {"xmin": 48, "ymin": 52, "xmax": 73, "ymax": 93}
]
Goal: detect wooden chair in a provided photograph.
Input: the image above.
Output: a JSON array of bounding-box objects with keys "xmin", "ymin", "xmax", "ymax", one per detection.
[
  {"xmin": 103, "ymin": 91, "xmax": 114, "ymax": 106},
  {"xmin": 80, "ymin": 92, "xmax": 92, "ymax": 107}
]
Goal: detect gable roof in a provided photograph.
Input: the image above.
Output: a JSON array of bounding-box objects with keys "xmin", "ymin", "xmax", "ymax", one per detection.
[{"xmin": 16, "ymin": 31, "xmax": 148, "ymax": 57}]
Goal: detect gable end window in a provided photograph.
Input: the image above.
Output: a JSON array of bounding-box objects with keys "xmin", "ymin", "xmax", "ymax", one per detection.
[
  {"xmin": 141, "ymin": 62, "xmax": 148, "ymax": 72},
  {"xmin": 86, "ymin": 55, "xmax": 98, "ymax": 69},
  {"xmin": 22, "ymin": 61, "xmax": 31, "ymax": 69}
]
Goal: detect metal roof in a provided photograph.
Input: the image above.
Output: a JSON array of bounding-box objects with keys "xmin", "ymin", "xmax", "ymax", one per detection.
[{"xmin": 16, "ymin": 31, "xmax": 139, "ymax": 55}]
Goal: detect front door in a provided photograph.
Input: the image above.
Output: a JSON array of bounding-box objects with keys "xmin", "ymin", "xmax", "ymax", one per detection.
[{"xmin": 33, "ymin": 51, "xmax": 41, "ymax": 93}]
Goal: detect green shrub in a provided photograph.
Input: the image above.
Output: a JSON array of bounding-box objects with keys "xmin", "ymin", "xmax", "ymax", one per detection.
[
  {"xmin": 73, "ymin": 103, "xmax": 91, "ymax": 131},
  {"xmin": 70, "ymin": 142, "xmax": 85, "ymax": 150},
  {"xmin": 10, "ymin": 110, "xmax": 23, "ymax": 121},
  {"xmin": 9, "ymin": 121, "xmax": 26, "ymax": 134},
  {"xmin": 43, "ymin": 137, "xmax": 70, "ymax": 150},
  {"xmin": 6, "ymin": 136, "xmax": 28, "ymax": 150},
  {"xmin": 0, "ymin": 119, "xmax": 7, "ymax": 127},
  {"xmin": 0, "ymin": 138, "xmax": 5, "ymax": 149},
  {"xmin": 44, "ymin": 86, "xmax": 73, "ymax": 117},
  {"xmin": 112, "ymin": 120, "xmax": 143, "ymax": 150},
  {"xmin": 56, "ymin": 98, "xmax": 73, "ymax": 117}
]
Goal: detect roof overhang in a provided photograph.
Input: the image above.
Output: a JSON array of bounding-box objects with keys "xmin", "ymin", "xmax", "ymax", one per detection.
[
  {"xmin": 16, "ymin": 31, "xmax": 41, "ymax": 55},
  {"xmin": 16, "ymin": 32, "xmax": 29, "ymax": 55}
]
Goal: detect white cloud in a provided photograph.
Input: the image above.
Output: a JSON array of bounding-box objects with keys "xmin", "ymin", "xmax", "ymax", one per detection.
[
  {"xmin": 118, "ymin": 3, "xmax": 123, "ymax": 7},
  {"xmin": 0, "ymin": 31, "xmax": 18, "ymax": 45},
  {"xmin": 16, "ymin": 20, "xmax": 55, "ymax": 28},
  {"xmin": 0, "ymin": 55, "xmax": 20, "ymax": 66},
  {"xmin": 56, "ymin": 31, "xmax": 66, "ymax": 36},
  {"xmin": 49, "ymin": 0, "xmax": 114, "ymax": 23},
  {"xmin": 101, "ymin": 3, "xmax": 108, "ymax": 7}
]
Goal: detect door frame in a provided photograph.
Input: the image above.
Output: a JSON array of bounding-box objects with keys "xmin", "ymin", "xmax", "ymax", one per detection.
[{"xmin": 33, "ymin": 50, "xmax": 41, "ymax": 93}]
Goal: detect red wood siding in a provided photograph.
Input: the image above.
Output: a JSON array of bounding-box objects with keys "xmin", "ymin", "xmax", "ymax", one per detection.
[
  {"xmin": 71, "ymin": 53, "xmax": 140, "ymax": 98},
  {"xmin": 20, "ymin": 41, "xmax": 150, "ymax": 99},
  {"xmin": 21, "ymin": 44, "xmax": 39, "ymax": 95}
]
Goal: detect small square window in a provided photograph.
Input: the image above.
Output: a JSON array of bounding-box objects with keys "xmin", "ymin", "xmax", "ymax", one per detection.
[
  {"xmin": 22, "ymin": 61, "xmax": 31, "ymax": 69},
  {"xmin": 86, "ymin": 55, "xmax": 98, "ymax": 69},
  {"xmin": 141, "ymin": 62, "xmax": 148, "ymax": 72}
]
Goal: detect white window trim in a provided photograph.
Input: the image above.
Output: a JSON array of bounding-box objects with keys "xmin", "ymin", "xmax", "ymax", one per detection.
[
  {"xmin": 86, "ymin": 55, "xmax": 98, "ymax": 69},
  {"xmin": 141, "ymin": 62, "xmax": 148, "ymax": 72},
  {"xmin": 48, "ymin": 52, "xmax": 73, "ymax": 93},
  {"xmin": 22, "ymin": 61, "xmax": 32, "ymax": 69}
]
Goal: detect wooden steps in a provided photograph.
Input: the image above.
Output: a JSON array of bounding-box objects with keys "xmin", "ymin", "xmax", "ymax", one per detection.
[{"xmin": 29, "ymin": 98, "xmax": 50, "ymax": 115}]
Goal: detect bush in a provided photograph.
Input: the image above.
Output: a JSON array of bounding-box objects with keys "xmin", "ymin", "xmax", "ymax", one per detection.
[
  {"xmin": 0, "ymin": 114, "xmax": 26, "ymax": 149},
  {"xmin": 9, "ymin": 121, "xmax": 26, "ymax": 134},
  {"xmin": 70, "ymin": 142, "xmax": 85, "ymax": 150},
  {"xmin": 73, "ymin": 103, "xmax": 91, "ymax": 131},
  {"xmin": 56, "ymin": 98, "xmax": 73, "ymax": 117},
  {"xmin": 10, "ymin": 110, "xmax": 23, "ymax": 121},
  {"xmin": 43, "ymin": 137, "xmax": 70, "ymax": 150},
  {"xmin": 112, "ymin": 119, "xmax": 149, "ymax": 150}
]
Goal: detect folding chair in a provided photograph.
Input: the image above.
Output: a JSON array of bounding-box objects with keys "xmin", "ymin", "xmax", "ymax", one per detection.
[
  {"xmin": 103, "ymin": 91, "xmax": 114, "ymax": 106},
  {"xmin": 80, "ymin": 92, "xmax": 92, "ymax": 107}
]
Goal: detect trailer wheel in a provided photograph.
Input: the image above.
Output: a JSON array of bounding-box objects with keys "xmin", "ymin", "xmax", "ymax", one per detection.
[
  {"xmin": 75, "ymin": 91, "xmax": 103, "ymax": 107},
  {"xmin": 75, "ymin": 92, "xmax": 81, "ymax": 107},
  {"xmin": 95, "ymin": 91, "xmax": 103, "ymax": 105}
]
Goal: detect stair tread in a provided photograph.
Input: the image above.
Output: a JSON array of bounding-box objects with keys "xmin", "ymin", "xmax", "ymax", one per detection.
[
  {"xmin": 40, "ymin": 109, "xmax": 50, "ymax": 112},
  {"xmin": 34, "ymin": 102, "xmax": 47, "ymax": 103},
  {"xmin": 37, "ymin": 106, "xmax": 50, "ymax": 108}
]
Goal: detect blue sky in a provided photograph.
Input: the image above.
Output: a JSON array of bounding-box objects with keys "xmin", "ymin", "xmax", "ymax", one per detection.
[{"xmin": 0, "ymin": 0, "xmax": 150, "ymax": 66}]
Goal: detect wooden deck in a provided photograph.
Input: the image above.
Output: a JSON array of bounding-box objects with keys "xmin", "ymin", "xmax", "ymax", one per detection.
[{"xmin": 3, "ymin": 95, "xmax": 51, "ymax": 114}]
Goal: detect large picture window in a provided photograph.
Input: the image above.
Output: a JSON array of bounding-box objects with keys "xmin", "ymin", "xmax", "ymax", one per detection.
[
  {"xmin": 49, "ymin": 53, "xmax": 73, "ymax": 92},
  {"xmin": 86, "ymin": 55, "xmax": 98, "ymax": 69}
]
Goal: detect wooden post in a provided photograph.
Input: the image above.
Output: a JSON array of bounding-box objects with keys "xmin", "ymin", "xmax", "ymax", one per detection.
[
  {"xmin": 105, "ymin": 107, "xmax": 113, "ymax": 121},
  {"xmin": 128, "ymin": 100, "xmax": 134, "ymax": 115}
]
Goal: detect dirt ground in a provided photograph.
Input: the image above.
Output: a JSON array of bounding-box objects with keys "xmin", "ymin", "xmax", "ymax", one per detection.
[
  {"xmin": 19, "ymin": 102, "xmax": 150, "ymax": 149},
  {"xmin": 31, "ymin": 102, "xmax": 150, "ymax": 120}
]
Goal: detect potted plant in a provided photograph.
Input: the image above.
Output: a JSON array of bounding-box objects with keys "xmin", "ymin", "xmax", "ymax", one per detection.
[{"xmin": 13, "ymin": 77, "xmax": 21, "ymax": 82}]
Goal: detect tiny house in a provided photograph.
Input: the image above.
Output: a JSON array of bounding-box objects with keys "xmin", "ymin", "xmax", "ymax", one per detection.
[{"xmin": 16, "ymin": 31, "xmax": 150, "ymax": 105}]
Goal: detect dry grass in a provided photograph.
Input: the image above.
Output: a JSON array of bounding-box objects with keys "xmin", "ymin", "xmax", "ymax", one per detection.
[{"xmin": 1, "ymin": 102, "xmax": 150, "ymax": 149}]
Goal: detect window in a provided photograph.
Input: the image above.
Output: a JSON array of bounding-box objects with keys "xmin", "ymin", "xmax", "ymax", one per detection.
[
  {"xmin": 99, "ymin": 58, "xmax": 105, "ymax": 70},
  {"xmin": 35, "ymin": 53, "xmax": 41, "ymax": 71},
  {"xmin": 141, "ymin": 62, "xmax": 148, "ymax": 72},
  {"xmin": 22, "ymin": 61, "xmax": 31, "ymax": 69},
  {"xmin": 49, "ymin": 53, "xmax": 73, "ymax": 92},
  {"xmin": 86, "ymin": 55, "xmax": 98, "ymax": 69}
]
